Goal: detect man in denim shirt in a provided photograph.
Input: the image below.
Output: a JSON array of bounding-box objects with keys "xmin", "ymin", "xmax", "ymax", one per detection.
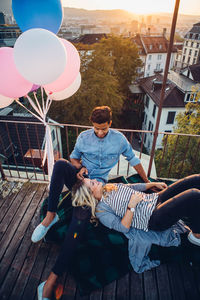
[
  {"xmin": 31, "ymin": 106, "xmax": 149, "ymax": 299},
  {"xmin": 70, "ymin": 106, "xmax": 149, "ymax": 183}
]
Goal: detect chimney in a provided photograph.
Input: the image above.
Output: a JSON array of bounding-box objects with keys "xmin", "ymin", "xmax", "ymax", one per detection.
[{"xmin": 163, "ymin": 28, "xmax": 167, "ymax": 37}]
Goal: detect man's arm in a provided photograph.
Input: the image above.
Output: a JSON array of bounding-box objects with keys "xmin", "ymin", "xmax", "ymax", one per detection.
[
  {"xmin": 133, "ymin": 163, "xmax": 150, "ymax": 183},
  {"xmin": 70, "ymin": 158, "xmax": 88, "ymax": 180}
]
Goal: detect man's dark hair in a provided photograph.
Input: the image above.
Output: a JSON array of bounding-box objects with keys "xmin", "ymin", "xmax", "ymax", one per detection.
[{"xmin": 90, "ymin": 106, "xmax": 112, "ymax": 124}]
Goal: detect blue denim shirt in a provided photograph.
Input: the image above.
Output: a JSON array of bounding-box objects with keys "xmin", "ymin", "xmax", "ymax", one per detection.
[
  {"xmin": 96, "ymin": 201, "xmax": 186, "ymax": 273},
  {"xmin": 70, "ymin": 128, "xmax": 141, "ymax": 182}
]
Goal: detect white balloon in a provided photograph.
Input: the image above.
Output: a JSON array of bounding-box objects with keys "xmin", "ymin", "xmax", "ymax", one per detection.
[
  {"xmin": 0, "ymin": 94, "xmax": 14, "ymax": 108},
  {"xmin": 48, "ymin": 73, "xmax": 81, "ymax": 101},
  {"xmin": 14, "ymin": 28, "xmax": 67, "ymax": 85}
]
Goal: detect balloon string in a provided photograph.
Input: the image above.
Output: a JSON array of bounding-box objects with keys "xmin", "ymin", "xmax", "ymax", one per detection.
[
  {"xmin": 26, "ymin": 94, "xmax": 43, "ymax": 117},
  {"xmin": 15, "ymin": 98, "xmax": 43, "ymax": 123},
  {"xmin": 33, "ymin": 91, "xmax": 43, "ymax": 115}
]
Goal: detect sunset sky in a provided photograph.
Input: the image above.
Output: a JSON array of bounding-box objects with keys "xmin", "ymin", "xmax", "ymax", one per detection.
[{"xmin": 63, "ymin": 0, "xmax": 200, "ymax": 15}]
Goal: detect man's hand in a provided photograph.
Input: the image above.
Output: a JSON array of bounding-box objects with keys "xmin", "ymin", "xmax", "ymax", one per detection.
[
  {"xmin": 128, "ymin": 192, "xmax": 143, "ymax": 208},
  {"xmin": 77, "ymin": 167, "xmax": 88, "ymax": 180}
]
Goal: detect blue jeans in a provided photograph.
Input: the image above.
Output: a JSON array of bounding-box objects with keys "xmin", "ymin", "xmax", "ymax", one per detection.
[{"xmin": 149, "ymin": 174, "xmax": 200, "ymax": 233}]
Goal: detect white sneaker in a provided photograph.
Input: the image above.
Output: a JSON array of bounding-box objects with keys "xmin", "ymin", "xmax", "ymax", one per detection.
[
  {"xmin": 37, "ymin": 281, "xmax": 50, "ymax": 300},
  {"xmin": 31, "ymin": 214, "xmax": 59, "ymax": 243},
  {"xmin": 188, "ymin": 232, "xmax": 200, "ymax": 246}
]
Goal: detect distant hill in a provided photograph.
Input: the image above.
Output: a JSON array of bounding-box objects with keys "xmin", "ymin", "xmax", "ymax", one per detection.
[{"xmin": 64, "ymin": 7, "xmax": 136, "ymax": 21}]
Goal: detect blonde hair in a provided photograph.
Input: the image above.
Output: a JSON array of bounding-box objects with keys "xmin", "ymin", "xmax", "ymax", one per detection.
[{"xmin": 72, "ymin": 180, "xmax": 98, "ymax": 223}]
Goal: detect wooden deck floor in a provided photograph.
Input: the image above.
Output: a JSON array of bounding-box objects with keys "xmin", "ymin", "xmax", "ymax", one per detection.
[{"xmin": 1, "ymin": 181, "xmax": 200, "ymax": 300}]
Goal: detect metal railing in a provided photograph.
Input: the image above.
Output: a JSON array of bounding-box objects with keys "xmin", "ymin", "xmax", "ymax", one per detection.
[{"xmin": 0, "ymin": 119, "xmax": 199, "ymax": 182}]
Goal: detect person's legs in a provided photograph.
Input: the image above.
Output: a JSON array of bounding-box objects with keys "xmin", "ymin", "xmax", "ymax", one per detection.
[
  {"xmin": 42, "ymin": 159, "xmax": 77, "ymax": 226},
  {"xmin": 157, "ymin": 174, "xmax": 200, "ymax": 204},
  {"xmin": 42, "ymin": 206, "xmax": 91, "ymax": 298},
  {"xmin": 149, "ymin": 188, "xmax": 200, "ymax": 232}
]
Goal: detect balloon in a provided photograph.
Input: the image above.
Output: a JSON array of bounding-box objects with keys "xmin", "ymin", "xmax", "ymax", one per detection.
[
  {"xmin": 0, "ymin": 47, "xmax": 32, "ymax": 98},
  {"xmin": 48, "ymin": 73, "xmax": 81, "ymax": 100},
  {"xmin": 14, "ymin": 28, "xmax": 67, "ymax": 85},
  {"xmin": 0, "ymin": 94, "xmax": 14, "ymax": 108},
  {"xmin": 12, "ymin": 0, "xmax": 63, "ymax": 34},
  {"xmin": 30, "ymin": 84, "xmax": 40, "ymax": 92},
  {"xmin": 44, "ymin": 39, "xmax": 80, "ymax": 93}
]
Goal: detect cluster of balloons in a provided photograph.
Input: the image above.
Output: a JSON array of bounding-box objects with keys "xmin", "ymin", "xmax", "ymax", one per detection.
[{"xmin": 0, "ymin": 0, "xmax": 81, "ymax": 108}]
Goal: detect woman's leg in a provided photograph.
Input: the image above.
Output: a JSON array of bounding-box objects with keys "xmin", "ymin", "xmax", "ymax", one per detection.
[
  {"xmin": 157, "ymin": 174, "xmax": 200, "ymax": 204},
  {"xmin": 42, "ymin": 159, "xmax": 77, "ymax": 226},
  {"xmin": 149, "ymin": 188, "xmax": 200, "ymax": 232}
]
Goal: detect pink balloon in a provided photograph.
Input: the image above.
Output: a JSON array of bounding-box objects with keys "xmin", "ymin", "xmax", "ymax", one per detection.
[
  {"xmin": 30, "ymin": 84, "xmax": 40, "ymax": 92},
  {"xmin": 0, "ymin": 47, "xmax": 32, "ymax": 98},
  {"xmin": 0, "ymin": 94, "xmax": 14, "ymax": 108},
  {"xmin": 44, "ymin": 39, "xmax": 80, "ymax": 93}
]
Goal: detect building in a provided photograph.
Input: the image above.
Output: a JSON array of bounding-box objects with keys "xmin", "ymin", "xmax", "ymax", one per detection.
[
  {"xmin": 132, "ymin": 30, "xmax": 177, "ymax": 78},
  {"xmin": 180, "ymin": 22, "xmax": 200, "ymax": 68},
  {"xmin": 0, "ymin": 24, "xmax": 21, "ymax": 47}
]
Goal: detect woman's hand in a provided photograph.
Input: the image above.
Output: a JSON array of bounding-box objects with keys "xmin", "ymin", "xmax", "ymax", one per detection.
[
  {"xmin": 153, "ymin": 182, "xmax": 167, "ymax": 190},
  {"xmin": 128, "ymin": 192, "xmax": 143, "ymax": 208}
]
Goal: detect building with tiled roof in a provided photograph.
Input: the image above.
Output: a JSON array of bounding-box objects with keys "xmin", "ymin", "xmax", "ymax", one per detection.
[
  {"xmin": 129, "ymin": 71, "xmax": 190, "ymax": 152},
  {"xmin": 132, "ymin": 31, "xmax": 177, "ymax": 78},
  {"xmin": 179, "ymin": 22, "xmax": 200, "ymax": 69}
]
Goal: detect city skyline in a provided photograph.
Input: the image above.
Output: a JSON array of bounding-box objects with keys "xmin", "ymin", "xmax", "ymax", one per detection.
[{"xmin": 63, "ymin": 0, "xmax": 200, "ymax": 15}]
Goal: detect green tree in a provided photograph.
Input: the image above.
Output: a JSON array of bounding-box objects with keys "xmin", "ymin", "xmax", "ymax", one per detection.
[
  {"xmin": 155, "ymin": 100, "xmax": 200, "ymax": 179},
  {"xmin": 49, "ymin": 35, "xmax": 142, "ymax": 127}
]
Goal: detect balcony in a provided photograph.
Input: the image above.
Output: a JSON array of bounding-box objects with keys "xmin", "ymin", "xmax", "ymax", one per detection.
[{"xmin": 0, "ymin": 119, "xmax": 200, "ymax": 299}]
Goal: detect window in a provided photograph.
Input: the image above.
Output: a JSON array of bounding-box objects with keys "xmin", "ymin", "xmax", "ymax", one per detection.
[
  {"xmin": 148, "ymin": 120, "xmax": 151, "ymax": 131},
  {"xmin": 146, "ymin": 73, "xmax": 150, "ymax": 77},
  {"xmin": 149, "ymin": 55, "xmax": 152, "ymax": 60},
  {"xmin": 195, "ymin": 50, "xmax": 198, "ymax": 57},
  {"xmin": 144, "ymin": 133, "xmax": 147, "ymax": 144},
  {"xmin": 183, "ymin": 55, "xmax": 185, "ymax": 62},
  {"xmin": 165, "ymin": 130, "xmax": 172, "ymax": 133},
  {"xmin": 197, "ymin": 43, "xmax": 199, "ymax": 48},
  {"xmin": 191, "ymin": 42, "xmax": 194, "ymax": 47},
  {"xmin": 189, "ymin": 49, "xmax": 192, "ymax": 55},
  {"xmin": 193, "ymin": 58, "xmax": 196, "ymax": 64},
  {"xmin": 166, "ymin": 111, "xmax": 176, "ymax": 124},
  {"xmin": 184, "ymin": 48, "xmax": 187, "ymax": 54},
  {"xmin": 144, "ymin": 113, "xmax": 147, "ymax": 125},
  {"xmin": 186, "ymin": 93, "xmax": 190, "ymax": 102},
  {"xmin": 146, "ymin": 96, "xmax": 149, "ymax": 108},
  {"xmin": 189, "ymin": 33, "xmax": 193, "ymax": 39},
  {"xmin": 156, "ymin": 63, "xmax": 161, "ymax": 70},
  {"xmin": 147, "ymin": 64, "xmax": 151, "ymax": 70},
  {"xmin": 152, "ymin": 104, "xmax": 156, "ymax": 117},
  {"xmin": 186, "ymin": 41, "xmax": 188, "ymax": 46},
  {"xmin": 187, "ymin": 57, "xmax": 190, "ymax": 64},
  {"xmin": 149, "ymin": 45, "xmax": 152, "ymax": 50},
  {"xmin": 157, "ymin": 54, "xmax": 162, "ymax": 60},
  {"xmin": 159, "ymin": 44, "xmax": 162, "ymax": 49},
  {"xmin": 195, "ymin": 34, "xmax": 199, "ymax": 39}
]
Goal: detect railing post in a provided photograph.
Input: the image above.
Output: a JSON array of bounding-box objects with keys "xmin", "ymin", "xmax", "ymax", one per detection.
[
  {"xmin": 148, "ymin": 0, "xmax": 180, "ymax": 177},
  {"xmin": 0, "ymin": 160, "xmax": 6, "ymax": 181}
]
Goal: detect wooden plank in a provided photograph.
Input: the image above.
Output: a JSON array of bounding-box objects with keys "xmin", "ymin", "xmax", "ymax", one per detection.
[
  {"xmin": 0, "ymin": 184, "xmax": 47, "ymax": 299},
  {"xmin": 0, "ymin": 182, "xmax": 34, "ymax": 244},
  {"xmin": 75, "ymin": 288, "xmax": 89, "ymax": 300},
  {"xmin": 89, "ymin": 288, "xmax": 103, "ymax": 300},
  {"xmin": 130, "ymin": 270, "xmax": 144, "ymax": 300},
  {"xmin": 192, "ymin": 266, "xmax": 200, "ymax": 295},
  {"xmin": 155, "ymin": 264, "xmax": 172, "ymax": 300},
  {"xmin": 0, "ymin": 181, "xmax": 29, "ymax": 223},
  {"xmin": 63, "ymin": 274, "xmax": 77, "ymax": 300},
  {"xmin": 167, "ymin": 263, "xmax": 187, "ymax": 300},
  {"xmin": 116, "ymin": 273, "xmax": 130, "ymax": 300},
  {"xmin": 0, "ymin": 184, "xmax": 46, "ymax": 286},
  {"xmin": 103, "ymin": 280, "xmax": 116, "ymax": 300},
  {"xmin": 20, "ymin": 241, "xmax": 51, "ymax": 300},
  {"xmin": 0, "ymin": 181, "xmax": 20, "ymax": 210},
  {"xmin": 180, "ymin": 263, "xmax": 200, "ymax": 300},
  {"xmin": 143, "ymin": 269, "xmax": 159, "ymax": 300}
]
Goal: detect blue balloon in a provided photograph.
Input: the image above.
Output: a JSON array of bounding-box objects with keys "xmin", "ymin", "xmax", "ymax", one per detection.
[{"xmin": 12, "ymin": 0, "xmax": 63, "ymax": 34}]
